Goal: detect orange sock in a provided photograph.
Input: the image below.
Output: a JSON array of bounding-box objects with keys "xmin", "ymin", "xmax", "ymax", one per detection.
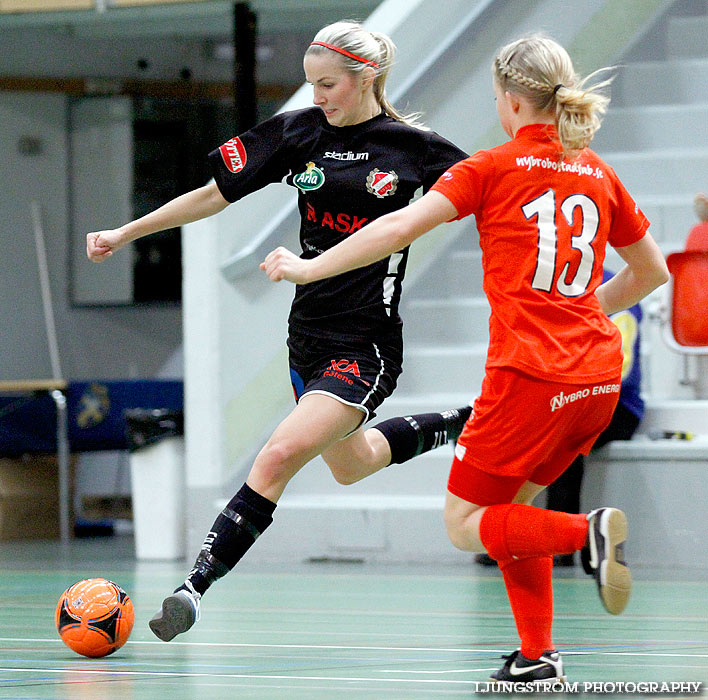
[
  {"xmin": 498, "ymin": 555, "xmax": 554, "ymax": 659},
  {"xmin": 479, "ymin": 503, "xmax": 588, "ymax": 561}
]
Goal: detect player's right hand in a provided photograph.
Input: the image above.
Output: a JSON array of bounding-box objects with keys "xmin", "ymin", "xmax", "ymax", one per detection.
[
  {"xmin": 86, "ymin": 229, "xmax": 126, "ymax": 263},
  {"xmin": 260, "ymin": 246, "xmax": 312, "ymax": 284}
]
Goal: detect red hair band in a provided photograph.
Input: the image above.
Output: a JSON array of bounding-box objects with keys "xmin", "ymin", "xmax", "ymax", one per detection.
[{"xmin": 310, "ymin": 41, "xmax": 379, "ymax": 69}]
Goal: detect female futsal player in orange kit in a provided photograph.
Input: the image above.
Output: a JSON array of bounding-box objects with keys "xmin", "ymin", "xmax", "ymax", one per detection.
[{"xmin": 262, "ymin": 34, "xmax": 669, "ymax": 683}]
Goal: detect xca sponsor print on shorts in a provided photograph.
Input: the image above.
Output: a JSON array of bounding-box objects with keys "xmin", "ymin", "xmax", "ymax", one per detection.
[
  {"xmin": 287, "ymin": 329, "xmax": 403, "ymax": 422},
  {"xmin": 324, "ymin": 359, "xmax": 370, "ymax": 386}
]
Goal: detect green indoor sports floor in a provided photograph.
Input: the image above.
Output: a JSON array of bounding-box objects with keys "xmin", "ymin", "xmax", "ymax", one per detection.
[{"xmin": 0, "ymin": 536, "xmax": 706, "ymax": 700}]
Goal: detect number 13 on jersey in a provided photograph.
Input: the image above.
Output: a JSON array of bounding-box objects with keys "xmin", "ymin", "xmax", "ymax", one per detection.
[{"xmin": 522, "ymin": 188, "xmax": 599, "ymax": 297}]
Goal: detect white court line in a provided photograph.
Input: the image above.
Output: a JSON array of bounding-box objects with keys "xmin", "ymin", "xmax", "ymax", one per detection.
[
  {"xmin": 2, "ymin": 663, "xmax": 706, "ymax": 685},
  {"xmin": 378, "ymin": 668, "xmax": 499, "ymax": 674},
  {"xmin": 381, "ymin": 663, "xmax": 708, "ymax": 673},
  {"xmin": 0, "ymin": 667, "xmax": 485, "ymax": 686},
  {"xmin": 1, "ymin": 638, "xmax": 707, "ymax": 657},
  {"xmin": 0, "ymin": 638, "xmax": 488, "ymax": 653}
]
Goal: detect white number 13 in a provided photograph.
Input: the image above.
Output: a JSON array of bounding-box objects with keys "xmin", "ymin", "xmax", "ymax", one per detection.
[{"xmin": 522, "ymin": 189, "xmax": 599, "ymax": 297}]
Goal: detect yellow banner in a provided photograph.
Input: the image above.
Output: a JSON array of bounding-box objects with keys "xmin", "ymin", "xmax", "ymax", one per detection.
[{"xmin": 0, "ymin": 0, "xmax": 92, "ymax": 10}]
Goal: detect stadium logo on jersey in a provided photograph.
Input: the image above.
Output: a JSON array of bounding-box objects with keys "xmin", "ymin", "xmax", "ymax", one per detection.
[
  {"xmin": 219, "ymin": 137, "xmax": 247, "ymax": 173},
  {"xmin": 366, "ymin": 168, "xmax": 398, "ymax": 198},
  {"xmin": 294, "ymin": 162, "xmax": 325, "ymax": 192},
  {"xmin": 323, "ymin": 150, "xmax": 369, "ymax": 161}
]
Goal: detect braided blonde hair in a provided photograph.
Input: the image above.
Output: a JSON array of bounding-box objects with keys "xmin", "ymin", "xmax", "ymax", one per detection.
[
  {"xmin": 493, "ymin": 34, "xmax": 613, "ymax": 158},
  {"xmin": 306, "ymin": 21, "xmax": 427, "ymax": 129}
]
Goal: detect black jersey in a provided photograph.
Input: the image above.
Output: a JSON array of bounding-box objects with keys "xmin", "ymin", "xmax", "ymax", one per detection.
[{"xmin": 209, "ymin": 107, "xmax": 467, "ymax": 341}]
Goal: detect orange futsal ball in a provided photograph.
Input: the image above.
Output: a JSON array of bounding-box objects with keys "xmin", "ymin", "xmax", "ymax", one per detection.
[{"xmin": 55, "ymin": 578, "xmax": 134, "ymax": 657}]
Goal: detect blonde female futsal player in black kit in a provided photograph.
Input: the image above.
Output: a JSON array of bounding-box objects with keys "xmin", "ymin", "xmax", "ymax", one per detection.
[{"xmin": 87, "ymin": 21, "xmax": 470, "ymax": 641}]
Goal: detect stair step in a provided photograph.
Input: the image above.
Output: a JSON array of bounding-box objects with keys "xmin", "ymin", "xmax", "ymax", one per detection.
[
  {"xmin": 667, "ymin": 15, "xmax": 708, "ymax": 59},
  {"xmin": 403, "ymin": 296, "xmax": 489, "ymax": 345},
  {"xmin": 639, "ymin": 399, "xmax": 708, "ymax": 436},
  {"xmin": 595, "ymin": 149, "xmax": 708, "ymax": 198},
  {"xmin": 593, "ymin": 103, "xmax": 708, "ymax": 152},
  {"xmin": 409, "ymin": 249, "xmax": 484, "ymax": 298},
  {"xmin": 378, "ymin": 392, "xmax": 477, "ymax": 416},
  {"xmin": 612, "ymin": 58, "xmax": 708, "ymax": 107},
  {"xmin": 234, "ymin": 497, "xmax": 468, "ymax": 564},
  {"xmin": 397, "ymin": 343, "xmax": 487, "ymax": 395},
  {"xmin": 278, "ymin": 492, "xmax": 447, "ymax": 510}
]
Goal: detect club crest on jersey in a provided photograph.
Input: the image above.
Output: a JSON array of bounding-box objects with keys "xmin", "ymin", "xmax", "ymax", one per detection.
[
  {"xmin": 366, "ymin": 168, "xmax": 398, "ymax": 198},
  {"xmin": 219, "ymin": 137, "xmax": 247, "ymax": 173},
  {"xmin": 294, "ymin": 162, "xmax": 325, "ymax": 192}
]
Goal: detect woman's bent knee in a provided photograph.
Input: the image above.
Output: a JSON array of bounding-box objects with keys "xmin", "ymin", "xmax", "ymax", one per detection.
[
  {"xmin": 252, "ymin": 439, "xmax": 310, "ymax": 487},
  {"xmin": 444, "ymin": 514, "xmax": 472, "ymax": 552},
  {"xmin": 258, "ymin": 440, "xmax": 297, "ymax": 471},
  {"xmin": 444, "ymin": 497, "xmax": 486, "ymax": 552},
  {"xmin": 326, "ymin": 460, "xmax": 364, "ymax": 485},
  {"xmin": 322, "ymin": 433, "xmax": 383, "ymax": 485}
]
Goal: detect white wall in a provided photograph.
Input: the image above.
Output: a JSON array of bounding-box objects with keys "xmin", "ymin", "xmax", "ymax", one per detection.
[
  {"xmin": 0, "ymin": 91, "xmax": 182, "ymax": 382},
  {"xmin": 0, "ymin": 93, "xmax": 59, "ymax": 379},
  {"xmin": 69, "ymin": 96, "xmax": 134, "ymax": 306}
]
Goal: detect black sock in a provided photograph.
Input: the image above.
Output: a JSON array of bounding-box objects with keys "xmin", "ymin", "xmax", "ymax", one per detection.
[
  {"xmin": 178, "ymin": 483, "xmax": 277, "ymax": 596},
  {"xmin": 374, "ymin": 405, "xmax": 472, "ymax": 464}
]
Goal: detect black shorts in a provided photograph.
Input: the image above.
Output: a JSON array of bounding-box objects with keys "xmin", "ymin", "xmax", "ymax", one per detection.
[{"xmin": 287, "ymin": 329, "xmax": 403, "ymax": 424}]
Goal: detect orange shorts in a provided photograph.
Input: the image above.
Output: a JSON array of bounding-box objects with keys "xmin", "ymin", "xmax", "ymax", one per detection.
[{"xmin": 448, "ymin": 366, "xmax": 621, "ymax": 505}]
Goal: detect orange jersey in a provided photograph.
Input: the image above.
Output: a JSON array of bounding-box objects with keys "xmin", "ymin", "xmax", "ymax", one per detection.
[{"xmin": 431, "ymin": 124, "xmax": 649, "ymax": 383}]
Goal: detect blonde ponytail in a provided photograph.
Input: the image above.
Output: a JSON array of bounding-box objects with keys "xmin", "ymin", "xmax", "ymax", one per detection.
[{"xmin": 493, "ymin": 34, "xmax": 613, "ymax": 158}]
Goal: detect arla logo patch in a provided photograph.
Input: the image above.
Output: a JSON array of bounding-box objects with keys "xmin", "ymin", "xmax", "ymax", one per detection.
[
  {"xmin": 366, "ymin": 168, "xmax": 398, "ymax": 198},
  {"xmin": 219, "ymin": 137, "xmax": 247, "ymax": 173},
  {"xmin": 294, "ymin": 162, "xmax": 325, "ymax": 192}
]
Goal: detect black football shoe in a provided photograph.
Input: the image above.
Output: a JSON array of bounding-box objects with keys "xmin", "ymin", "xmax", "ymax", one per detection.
[
  {"xmin": 490, "ymin": 649, "xmax": 565, "ymax": 684},
  {"xmin": 581, "ymin": 507, "xmax": 632, "ymax": 614}
]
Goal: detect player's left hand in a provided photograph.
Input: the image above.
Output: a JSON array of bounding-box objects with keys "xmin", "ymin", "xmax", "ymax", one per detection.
[{"xmin": 260, "ymin": 247, "xmax": 312, "ymax": 283}]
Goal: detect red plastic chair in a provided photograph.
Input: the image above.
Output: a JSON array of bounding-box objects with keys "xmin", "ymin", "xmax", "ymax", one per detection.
[{"xmin": 664, "ymin": 251, "xmax": 708, "ymax": 351}]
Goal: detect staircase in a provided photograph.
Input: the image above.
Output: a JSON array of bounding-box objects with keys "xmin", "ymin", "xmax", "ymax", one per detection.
[
  {"xmin": 212, "ymin": 1, "xmax": 702, "ymax": 565},
  {"xmin": 592, "ymin": 4, "xmax": 708, "ymax": 409},
  {"xmin": 583, "ymin": 4, "xmax": 708, "ymax": 568}
]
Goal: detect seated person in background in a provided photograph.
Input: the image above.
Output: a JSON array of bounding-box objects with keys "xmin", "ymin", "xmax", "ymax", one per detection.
[
  {"xmin": 686, "ymin": 193, "xmax": 708, "ymax": 251},
  {"xmin": 476, "ymin": 268, "xmax": 644, "ymax": 568}
]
